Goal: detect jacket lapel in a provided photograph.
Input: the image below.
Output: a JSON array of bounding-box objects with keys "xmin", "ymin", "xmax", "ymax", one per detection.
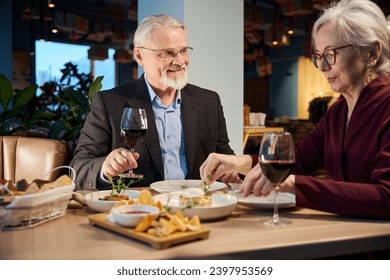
[
  {"xmin": 126, "ymin": 76, "xmax": 164, "ymax": 178},
  {"xmin": 181, "ymin": 87, "xmax": 199, "ymax": 177}
]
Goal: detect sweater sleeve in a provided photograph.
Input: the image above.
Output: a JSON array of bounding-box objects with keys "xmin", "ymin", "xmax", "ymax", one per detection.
[{"xmin": 295, "ymin": 175, "xmax": 390, "ymax": 219}]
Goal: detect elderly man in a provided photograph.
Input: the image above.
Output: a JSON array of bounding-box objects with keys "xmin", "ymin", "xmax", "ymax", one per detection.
[{"xmin": 70, "ymin": 15, "xmax": 236, "ymax": 190}]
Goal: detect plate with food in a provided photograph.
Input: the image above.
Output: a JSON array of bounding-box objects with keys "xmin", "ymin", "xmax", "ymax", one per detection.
[
  {"xmin": 150, "ymin": 179, "xmax": 227, "ymax": 193},
  {"xmin": 153, "ymin": 188, "xmax": 237, "ymax": 220},
  {"xmin": 85, "ymin": 190, "xmax": 141, "ymax": 212},
  {"xmin": 232, "ymin": 191, "xmax": 296, "ymax": 209}
]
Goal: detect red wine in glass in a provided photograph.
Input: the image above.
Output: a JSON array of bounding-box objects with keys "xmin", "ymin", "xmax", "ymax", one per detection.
[
  {"xmin": 121, "ymin": 129, "xmax": 147, "ymax": 150},
  {"xmin": 119, "ymin": 108, "xmax": 148, "ymax": 178},
  {"xmin": 259, "ymin": 132, "xmax": 295, "ymax": 226},
  {"xmin": 259, "ymin": 160, "xmax": 294, "ymax": 185}
]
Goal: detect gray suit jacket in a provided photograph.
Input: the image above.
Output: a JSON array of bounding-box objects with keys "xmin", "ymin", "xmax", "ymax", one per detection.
[{"xmin": 70, "ymin": 75, "xmax": 234, "ymax": 190}]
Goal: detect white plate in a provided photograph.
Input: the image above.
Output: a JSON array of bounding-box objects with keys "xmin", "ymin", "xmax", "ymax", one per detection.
[
  {"xmin": 150, "ymin": 179, "xmax": 227, "ymax": 193},
  {"xmin": 153, "ymin": 191, "xmax": 237, "ymax": 220},
  {"xmin": 232, "ymin": 191, "xmax": 296, "ymax": 209},
  {"xmin": 85, "ymin": 190, "xmax": 140, "ymax": 213}
]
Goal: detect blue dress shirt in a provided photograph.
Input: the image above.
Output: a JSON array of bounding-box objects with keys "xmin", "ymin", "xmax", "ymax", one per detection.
[{"xmin": 145, "ymin": 76, "xmax": 188, "ymax": 180}]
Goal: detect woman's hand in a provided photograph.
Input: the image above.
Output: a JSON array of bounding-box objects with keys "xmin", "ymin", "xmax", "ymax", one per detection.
[
  {"xmin": 239, "ymin": 165, "xmax": 295, "ymax": 197},
  {"xmin": 279, "ymin": 175, "xmax": 296, "ymax": 195},
  {"xmin": 239, "ymin": 164, "xmax": 270, "ymax": 197},
  {"xmin": 102, "ymin": 148, "xmax": 140, "ymax": 177}
]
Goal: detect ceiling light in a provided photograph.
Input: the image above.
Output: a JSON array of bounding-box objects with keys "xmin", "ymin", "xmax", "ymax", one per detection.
[
  {"xmin": 287, "ymin": 17, "xmax": 294, "ymax": 35},
  {"xmin": 48, "ymin": 0, "xmax": 56, "ymax": 8}
]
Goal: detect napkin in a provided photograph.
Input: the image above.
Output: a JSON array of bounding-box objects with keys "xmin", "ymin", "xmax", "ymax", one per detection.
[{"xmin": 249, "ymin": 112, "xmax": 266, "ymax": 126}]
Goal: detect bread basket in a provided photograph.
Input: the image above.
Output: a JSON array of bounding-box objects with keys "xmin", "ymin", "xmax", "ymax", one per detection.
[{"xmin": 0, "ymin": 166, "xmax": 76, "ymax": 231}]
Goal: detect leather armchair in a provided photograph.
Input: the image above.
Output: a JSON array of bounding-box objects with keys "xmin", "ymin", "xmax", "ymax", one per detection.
[{"xmin": 0, "ymin": 136, "xmax": 70, "ymax": 183}]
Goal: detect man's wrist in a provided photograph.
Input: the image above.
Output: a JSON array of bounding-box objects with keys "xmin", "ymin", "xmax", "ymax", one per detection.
[{"xmin": 99, "ymin": 169, "xmax": 111, "ymax": 183}]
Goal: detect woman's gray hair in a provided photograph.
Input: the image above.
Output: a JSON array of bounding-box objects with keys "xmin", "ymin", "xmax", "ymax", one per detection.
[
  {"xmin": 134, "ymin": 15, "xmax": 186, "ymax": 47},
  {"xmin": 312, "ymin": 0, "xmax": 390, "ymax": 74}
]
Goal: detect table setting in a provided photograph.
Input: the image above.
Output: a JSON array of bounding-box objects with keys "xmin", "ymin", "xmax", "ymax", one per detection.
[
  {"xmin": 70, "ymin": 172, "xmax": 303, "ymax": 251},
  {"xmin": 2, "ymin": 177, "xmax": 390, "ymax": 259}
]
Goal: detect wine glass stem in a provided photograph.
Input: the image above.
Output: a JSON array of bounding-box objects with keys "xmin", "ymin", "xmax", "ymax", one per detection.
[
  {"xmin": 126, "ymin": 148, "xmax": 136, "ymax": 175},
  {"xmin": 272, "ymin": 185, "xmax": 280, "ymax": 223}
]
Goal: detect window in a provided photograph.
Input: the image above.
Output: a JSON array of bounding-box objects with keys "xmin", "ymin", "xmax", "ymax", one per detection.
[
  {"xmin": 35, "ymin": 41, "xmax": 115, "ymax": 93},
  {"xmin": 94, "ymin": 49, "xmax": 115, "ymax": 90}
]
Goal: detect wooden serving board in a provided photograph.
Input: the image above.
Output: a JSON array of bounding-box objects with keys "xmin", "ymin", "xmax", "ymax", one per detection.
[{"xmin": 88, "ymin": 213, "xmax": 211, "ymax": 249}]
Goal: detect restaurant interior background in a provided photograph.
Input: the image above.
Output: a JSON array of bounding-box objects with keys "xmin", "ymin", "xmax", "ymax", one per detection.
[{"xmin": 1, "ymin": 0, "xmax": 389, "ymax": 153}]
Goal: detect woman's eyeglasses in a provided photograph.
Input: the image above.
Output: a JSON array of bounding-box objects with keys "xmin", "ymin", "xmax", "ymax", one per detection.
[
  {"xmin": 311, "ymin": 45, "xmax": 352, "ymax": 68},
  {"xmin": 137, "ymin": 46, "xmax": 193, "ymax": 60}
]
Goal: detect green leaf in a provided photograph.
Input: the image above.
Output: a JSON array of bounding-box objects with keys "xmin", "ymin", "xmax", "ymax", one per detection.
[
  {"xmin": 62, "ymin": 86, "xmax": 90, "ymax": 113},
  {"xmin": 48, "ymin": 120, "xmax": 66, "ymax": 139},
  {"xmin": 109, "ymin": 176, "xmax": 143, "ymax": 196},
  {"xmin": 88, "ymin": 76, "xmax": 104, "ymax": 101},
  {"xmin": 0, "ymin": 73, "xmax": 14, "ymax": 110},
  {"xmin": 13, "ymin": 84, "xmax": 38, "ymax": 109},
  {"xmin": 32, "ymin": 111, "xmax": 57, "ymax": 119},
  {"xmin": 2, "ymin": 108, "xmax": 25, "ymax": 119}
]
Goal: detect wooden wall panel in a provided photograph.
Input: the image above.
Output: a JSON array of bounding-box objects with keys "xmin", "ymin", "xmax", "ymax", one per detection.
[
  {"xmin": 244, "ymin": 76, "xmax": 269, "ymax": 113},
  {"xmin": 297, "ymin": 56, "xmax": 335, "ymax": 119}
]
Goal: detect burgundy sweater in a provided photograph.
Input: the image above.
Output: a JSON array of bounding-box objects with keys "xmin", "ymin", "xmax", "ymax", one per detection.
[{"xmin": 254, "ymin": 74, "xmax": 390, "ymax": 219}]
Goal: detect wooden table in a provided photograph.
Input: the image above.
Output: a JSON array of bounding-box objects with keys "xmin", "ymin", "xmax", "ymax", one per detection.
[
  {"xmin": 243, "ymin": 126, "xmax": 284, "ymax": 150},
  {"xmin": 1, "ymin": 190, "xmax": 389, "ymax": 260}
]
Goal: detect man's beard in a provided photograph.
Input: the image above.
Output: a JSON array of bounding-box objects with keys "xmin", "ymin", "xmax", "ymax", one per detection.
[{"xmin": 161, "ymin": 67, "xmax": 188, "ymax": 90}]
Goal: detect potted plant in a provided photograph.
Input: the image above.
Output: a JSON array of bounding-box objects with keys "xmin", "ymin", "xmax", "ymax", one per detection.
[
  {"xmin": 0, "ymin": 62, "xmax": 103, "ymax": 153},
  {"xmin": 45, "ymin": 63, "xmax": 103, "ymax": 145},
  {"xmin": 0, "ymin": 73, "xmax": 40, "ymax": 135}
]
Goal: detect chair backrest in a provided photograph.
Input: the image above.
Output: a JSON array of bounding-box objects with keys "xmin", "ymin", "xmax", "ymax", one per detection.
[{"xmin": 0, "ymin": 136, "xmax": 69, "ymax": 183}]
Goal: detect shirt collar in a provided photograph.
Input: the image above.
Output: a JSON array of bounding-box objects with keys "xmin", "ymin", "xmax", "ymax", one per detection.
[{"xmin": 144, "ymin": 75, "xmax": 181, "ymax": 105}]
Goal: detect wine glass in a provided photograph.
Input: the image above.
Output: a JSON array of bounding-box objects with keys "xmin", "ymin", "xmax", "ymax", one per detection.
[
  {"xmin": 119, "ymin": 108, "xmax": 148, "ymax": 178},
  {"xmin": 259, "ymin": 132, "xmax": 295, "ymax": 226}
]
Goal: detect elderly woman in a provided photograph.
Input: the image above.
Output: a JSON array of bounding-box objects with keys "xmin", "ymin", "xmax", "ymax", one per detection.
[{"xmin": 200, "ymin": 0, "xmax": 390, "ymax": 219}]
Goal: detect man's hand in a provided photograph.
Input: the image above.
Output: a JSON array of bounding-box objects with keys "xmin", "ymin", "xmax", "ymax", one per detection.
[{"xmin": 102, "ymin": 148, "xmax": 140, "ymax": 177}]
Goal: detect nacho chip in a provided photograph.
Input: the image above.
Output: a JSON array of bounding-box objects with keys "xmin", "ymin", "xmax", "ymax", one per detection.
[
  {"xmin": 172, "ymin": 215, "xmax": 187, "ymax": 232},
  {"xmin": 156, "ymin": 226, "xmax": 172, "ymax": 237},
  {"xmin": 147, "ymin": 228, "xmax": 157, "ymax": 235},
  {"xmin": 150, "ymin": 220, "xmax": 160, "ymax": 228},
  {"xmin": 110, "ymin": 199, "xmax": 134, "ymax": 212},
  {"xmin": 186, "ymin": 224, "xmax": 200, "ymax": 231},
  {"xmin": 138, "ymin": 189, "xmax": 153, "ymax": 205},
  {"xmin": 175, "ymin": 211, "xmax": 189, "ymax": 223},
  {"xmin": 189, "ymin": 215, "xmax": 201, "ymax": 228},
  {"xmin": 153, "ymin": 200, "xmax": 163, "ymax": 210},
  {"xmin": 134, "ymin": 215, "xmax": 155, "ymax": 232},
  {"xmin": 159, "ymin": 217, "xmax": 177, "ymax": 234}
]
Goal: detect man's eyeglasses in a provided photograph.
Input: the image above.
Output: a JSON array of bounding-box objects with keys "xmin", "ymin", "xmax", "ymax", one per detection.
[
  {"xmin": 137, "ymin": 46, "xmax": 193, "ymax": 60},
  {"xmin": 311, "ymin": 45, "xmax": 353, "ymax": 68}
]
